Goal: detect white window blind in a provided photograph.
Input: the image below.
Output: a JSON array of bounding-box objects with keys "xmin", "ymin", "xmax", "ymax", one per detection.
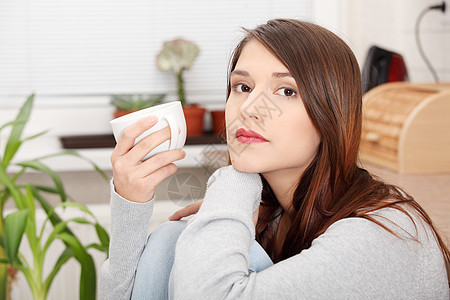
[{"xmin": 0, "ymin": 0, "xmax": 313, "ymax": 103}]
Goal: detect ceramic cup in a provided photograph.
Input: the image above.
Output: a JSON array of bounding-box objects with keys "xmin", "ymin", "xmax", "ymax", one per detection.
[{"xmin": 110, "ymin": 101, "xmax": 187, "ymax": 161}]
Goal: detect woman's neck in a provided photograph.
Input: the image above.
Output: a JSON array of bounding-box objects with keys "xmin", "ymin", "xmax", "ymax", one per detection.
[{"xmin": 261, "ymin": 167, "xmax": 302, "ymax": 220}]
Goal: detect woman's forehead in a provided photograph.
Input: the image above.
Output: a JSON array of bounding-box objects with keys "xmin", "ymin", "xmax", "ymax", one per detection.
[{"xmin": 234, "ymin": 40, "xmax": 289, "ymax": 74}]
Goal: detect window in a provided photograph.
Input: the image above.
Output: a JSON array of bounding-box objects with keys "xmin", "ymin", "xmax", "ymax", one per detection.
[{"xmin": 0, "ymin": 0, "xmax": 313, "ymax": 104}]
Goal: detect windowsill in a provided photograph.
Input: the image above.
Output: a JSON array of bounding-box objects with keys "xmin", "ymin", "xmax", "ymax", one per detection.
[
  {"xmin": 1, "ymin": 98, "xmax": 228, "ymax": 173},
  {"xmin": 8, "ymin": 135, "xmax": 228, "ymax": 173}
]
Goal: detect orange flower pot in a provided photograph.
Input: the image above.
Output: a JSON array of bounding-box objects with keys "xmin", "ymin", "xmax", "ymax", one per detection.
[
  {"xmin": 113, "ymin": 109, "xmax": 134, "ymax": 119},
  {"xmin": 183, "ymin": 105, "xmax": 206, "ymax": 137},
  {"xmin": 211, "ymin": 110, "xmax": 226, "ymax": 137}
]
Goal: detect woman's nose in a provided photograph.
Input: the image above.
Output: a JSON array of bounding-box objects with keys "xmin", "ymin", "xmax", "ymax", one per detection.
[
  {"xmin": 239, "ymin": 90, "xmax": 267, "ymax": 121},
  {"xmin": 241, "ymin": 87, "xmax": 282, "ymax": 123}
]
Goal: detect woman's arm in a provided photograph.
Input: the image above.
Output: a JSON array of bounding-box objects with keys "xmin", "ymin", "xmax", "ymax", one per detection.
[
  {"xmin": 98, "ymin": 116, "xmax": 185, "ymax": 299},
  {"xmin": 98, "ymin": 182, "xmax": 154, "ymax": 299},
  {"xmin": 172, "ymin": 166, "xmax": 449, "ymax": 299}
]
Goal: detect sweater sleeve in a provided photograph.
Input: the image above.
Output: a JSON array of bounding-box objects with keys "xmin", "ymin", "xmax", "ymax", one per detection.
[
  {"xmin": 172, "ymin": 179, "xmax": 448, "ymax": 299},
  {"xmin": 98, "ymin": 180, "xmax": 154, "ymax": 300}
]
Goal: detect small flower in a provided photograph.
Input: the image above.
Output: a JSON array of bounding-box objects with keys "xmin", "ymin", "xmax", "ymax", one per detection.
[{"xmin": 156, "ymin": 39, "xmax": 200, "ymax": 75}]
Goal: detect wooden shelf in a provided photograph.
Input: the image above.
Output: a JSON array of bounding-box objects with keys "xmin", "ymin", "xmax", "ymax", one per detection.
[{"xmin": 59, "ymin": 132, "xmax": 226, "ymax": 149}]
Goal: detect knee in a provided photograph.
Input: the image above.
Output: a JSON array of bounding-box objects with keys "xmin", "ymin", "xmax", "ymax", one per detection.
[{"xmin": 147, "ymin": 220, "xmax": 188, "ymax": 246}]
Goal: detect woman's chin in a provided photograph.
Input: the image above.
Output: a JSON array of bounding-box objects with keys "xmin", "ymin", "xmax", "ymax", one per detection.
[{"xmin": 231, "ymin": 159, "xmax": 261, "ymax": 174}]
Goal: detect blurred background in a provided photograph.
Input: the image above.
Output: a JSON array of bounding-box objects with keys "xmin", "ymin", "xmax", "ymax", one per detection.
[
  {"xmin": 1, "ymin": 0, "xmax": 449, "ymax": 104},
  {"xmin": 0, "ymin": 0, "xmax": 449, "ymax": 298}
]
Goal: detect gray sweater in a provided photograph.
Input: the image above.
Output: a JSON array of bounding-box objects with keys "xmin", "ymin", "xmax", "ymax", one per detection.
[{"xmin": 100, "ymin": 166, "xmax": 449, "ymax": 299}]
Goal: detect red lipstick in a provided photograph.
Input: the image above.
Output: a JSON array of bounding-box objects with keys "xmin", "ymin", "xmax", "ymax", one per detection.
[{"xmin": 235, "ymin": 128, "xmax": 268, "ymax": 144}]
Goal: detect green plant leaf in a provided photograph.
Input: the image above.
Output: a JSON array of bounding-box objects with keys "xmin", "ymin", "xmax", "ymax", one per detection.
[
  {"xmin": 22, "ymin": 129, "xmax": 50, "ymax": 142},
  {"xmin": 85, "ymin": 243, "xmax": 108, "ymax": 253},
  {"xmin": 0, "ymin": 260, "xmax": 5, "ymax": 298},
  {"xmin": 0, "ymin": 189, "xmax": 10, "ymax": 210},
  {"xmin": 11, "ymin": 167, "xmax": 25, "ymax": 183},
  {"xmin": 34, "ymin": 188, "xmax": 104, "ymax": 297},
  {"xmin": 43, "ymin": 217, "xmax": 93, "ymax": 255},
  {"xmin": 24, "ymin": 185, "xmax": 36, "ymax": 225},
  {"xmin": 31, "ymin": 187, "xmax": 77, "ymax": 240},
  {"xmin": 0, "ymin": 164, "xmax": 26, "ymax": 209},
  {"xmin": 0, "ymin": 95, "xmax": 109, "ymax": 298},
  {"xmin": 32, "ymin": 185, "xmax": 60, "ymax": 194},
  {"xmin": 4, "ymin": 209, "xmax": 29, "ymax": 263},
  {"xmin": 44, "ymin": 247, "xmax": 74, "ymax": 294},
  {"xmin": 60, "ymin": 151, "xmax": 109, "ymax": 181},
  {"xmin": 2, "ymin": 94, "xmax": 34, "ymax": 167},
  {"xmin": 45, "ymin": 201, "xmax": 97, "ymax": 224},
  {"xmin": 22, "ymin": 185, "xmax": 39, "ymax": 255},
  {"xmin": 3, "ymin": 140, "xmax": 22, "ymax": 167},
  {"xmin": 31, "ymin": 187, "xmax": 64, "ymax": 223},
  {"xmin": 16, "ymin": 160, "xmax": 67, "ymax": 203},
  {"xmin": 95, "ymin": 223, "xmax": 109, "ymax": 255},
  {"xmin": 110, "ymin": 94, "xmax": 165, "ymax": 111},
  {"xmin": 0, "ymin": 120, "xmax": 26, "ymax": 133},
  {"xmin": 0, "ymin": 120, "xmax": 26, "ymax": 164},
  {"xmin": 56, "ymin": 233, "xmax": 96, "ymax": 300},
  {"xmin": 0, "ymin": 120, "xmax": 24, "ymax": 166},
  {"xmin": 24, "ymin": 151, "xmax": 109, "ymax": 181}
]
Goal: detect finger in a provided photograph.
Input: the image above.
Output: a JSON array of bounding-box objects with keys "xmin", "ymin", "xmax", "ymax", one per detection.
[
  {"xmin": 113, "ymin": 116, "xmax": 158, "ymax": 158},
  {"xmin": 168, "ymin": 199, "xmax": 203, "ymax": 221},
  {"xmin": 136, "ymin": 148, "xmax": 186, "ymax": 178},
  {"xmin": 125, "ymin": 125, "xmax": 176, "ymax": 162},
  {"xmin": 143, "ymin": 162, "xmax": 179, "ymax": 191}
]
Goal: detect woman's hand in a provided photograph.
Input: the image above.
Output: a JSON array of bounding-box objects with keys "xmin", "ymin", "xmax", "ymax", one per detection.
[
  {"xmin": 199, "ymin": 165, "xmax": 262, "ymax": 221},
  {"xmin": 110, "ymin": 116, "xmax": 186, "ymax": 203},
  {"xmin": 170, "ymin": 201, "xmax": 259, "ymax": 224},
  {"xmin": 169, "ymin": 198, "xmax": 260, "ymax": 227},
  {"xmin": 168, "ymin": 199, "xmax": 203, "ymax": 221}
]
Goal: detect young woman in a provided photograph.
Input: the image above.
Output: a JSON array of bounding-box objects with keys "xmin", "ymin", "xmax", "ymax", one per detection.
[{"xmin": 100, "ymin": 19, "xmax": 449, "ymax": 299}]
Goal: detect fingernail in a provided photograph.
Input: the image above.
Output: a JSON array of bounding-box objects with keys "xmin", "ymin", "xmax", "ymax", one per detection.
[
  {"xmin": 181, "ymin": 149, "xmax": 186, "ymax": 157},
  {"xmin": 168, "ymin": 215, "xmax": 174, "ymax": 220},
  {"xmin": 148, "ymin": 115, "xmax": 157, "ymax": 124}
]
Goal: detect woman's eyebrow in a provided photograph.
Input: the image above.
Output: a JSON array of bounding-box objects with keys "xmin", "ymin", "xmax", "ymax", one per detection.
[
  {"xmin": 230, "ymin": 69, "xmax": 249, "ymax": 77},
  {"xmin": 231, "ymin": 70, "xmax": 293, "ymax": 78},
  {"xmin": 272, "ymin": 72, "xmax": 293, "ymax": 78}
]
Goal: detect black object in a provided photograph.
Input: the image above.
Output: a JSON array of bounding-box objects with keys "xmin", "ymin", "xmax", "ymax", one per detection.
[
  {"xmin": 361, "ymin": 46, "xmax": 408, "ymax": 94},
  {"xmin": 415, "ymin": 2, "xmax": 446, "ymax": 83}
]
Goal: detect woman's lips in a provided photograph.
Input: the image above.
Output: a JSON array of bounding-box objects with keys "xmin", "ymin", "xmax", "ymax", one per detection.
[{"xmin": 235, "ymin": 128, "xmax": 268, "ymax": 144}]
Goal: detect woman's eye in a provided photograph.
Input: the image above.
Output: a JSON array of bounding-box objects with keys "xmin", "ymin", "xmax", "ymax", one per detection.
[
  {"xmin": 232, "ymin": 83, "xmax": 252, "ymax": 93},
  {"xmin": 275, "ymin": 88, "xmax": 296, "ymax": 97}
]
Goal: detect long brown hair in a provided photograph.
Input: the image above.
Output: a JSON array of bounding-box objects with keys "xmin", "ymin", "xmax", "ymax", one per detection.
[{"xmin": 226, "ymin": 19, "xmax": 449, "ymax": 275}]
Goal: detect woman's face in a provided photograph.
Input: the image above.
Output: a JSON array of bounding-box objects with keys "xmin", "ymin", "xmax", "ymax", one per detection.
[{"xmin": 226, "ymin": 39, "xmax": 321, "ymax": 175}]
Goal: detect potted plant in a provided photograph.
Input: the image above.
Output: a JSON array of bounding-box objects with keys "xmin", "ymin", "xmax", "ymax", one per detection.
[
  {"xmin": 110, "ymin": 94, "xmax": 165, "ymax": 119},
  {"xmin": 0, "ymin": 94, "xmax": 109, "ymax": 299},
  {"xmin": 210, "ymin": 109, "xmax": 226, "ymax": 137},
  {"xmin": 156, "ymin": 38, "xmax": 206, "ymax": 136}
]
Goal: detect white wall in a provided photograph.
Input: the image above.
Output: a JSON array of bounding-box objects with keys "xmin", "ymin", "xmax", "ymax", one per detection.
[
  {"xmin": 2, "ymin": 1, "xmax": 449, "ymax": 137},
  {"xmin": 342, "ymin": 0, "xmax": 450, "ymax": 82}
]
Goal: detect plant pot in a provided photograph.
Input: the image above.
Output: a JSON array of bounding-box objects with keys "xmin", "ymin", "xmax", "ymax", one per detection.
[
  {"xmin": 211, "ymin": 110, "xmax": 226, "ymax": 137},
  {"xmin": 183, "ymin": 105, "xmax": 206, "ymax": 137},
  {"xmin": 113, "ymin": 109, "xmax": 134, "ymax": 119}
]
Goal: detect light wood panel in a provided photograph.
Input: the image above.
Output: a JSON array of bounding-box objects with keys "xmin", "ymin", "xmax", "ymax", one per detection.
[{"xmin": 360, "ymin": 82, "xmax": 450, "ymax": 174}]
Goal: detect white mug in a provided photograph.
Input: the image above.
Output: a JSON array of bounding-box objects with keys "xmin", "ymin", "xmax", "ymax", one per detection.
[{"xmin": 110, "ymin": 101, "xmax": 187, "ymax": 161}]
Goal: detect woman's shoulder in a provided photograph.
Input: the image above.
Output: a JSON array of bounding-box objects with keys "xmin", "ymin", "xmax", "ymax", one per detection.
[
  {"xmin": 325, "ymin": 205, "xmax": 434, "ymax": 244},
  {"xmin": 313, "ymin": 205, "xmax": 445, "ymax": 276},
  {"xmin": 290, "ymin": 206, "xmax": 448, "ymax": 299}
]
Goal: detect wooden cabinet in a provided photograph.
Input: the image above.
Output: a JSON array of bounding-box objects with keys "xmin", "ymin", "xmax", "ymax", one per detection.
[{"xmin": 360, "ymin": 82, "xmax": 450, "ymax": 173}]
